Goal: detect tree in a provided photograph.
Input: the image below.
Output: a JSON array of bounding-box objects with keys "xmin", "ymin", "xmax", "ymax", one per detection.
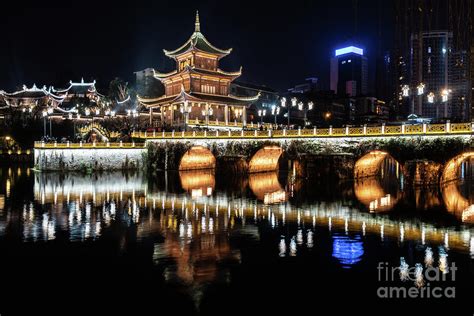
[{"xmin": 109, "ymin": 77, "xmax": 129, "ymax": 102}]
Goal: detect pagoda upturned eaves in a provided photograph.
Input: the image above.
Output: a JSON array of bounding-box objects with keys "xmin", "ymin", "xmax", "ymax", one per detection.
[{"xmin": 162, "ymin": 11, "xmax": 232, "ymax": 59}]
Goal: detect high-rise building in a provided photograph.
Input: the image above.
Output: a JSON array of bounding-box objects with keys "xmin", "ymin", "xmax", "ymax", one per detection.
[
  {"xmin": 393, "ymin": 0, "xmax": 472, "ymax": 121},
  {"xmin": 330, "ymin": 46, "xmax": 368, "ymax": 97},
  {"xmin": 408, "ymin": 31, "xmax": 470, "ymax": 120}
]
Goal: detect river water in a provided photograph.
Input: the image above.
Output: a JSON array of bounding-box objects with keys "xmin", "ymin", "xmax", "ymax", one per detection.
[{"xmin": 0, "ymin": 163, "xmax": 473, "ymax": 315}]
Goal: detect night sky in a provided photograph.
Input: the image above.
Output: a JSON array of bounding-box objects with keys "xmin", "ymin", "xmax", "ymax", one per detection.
[{"xmin": 1, "ymin": 0, "xmax": 392, "ymax": 93}]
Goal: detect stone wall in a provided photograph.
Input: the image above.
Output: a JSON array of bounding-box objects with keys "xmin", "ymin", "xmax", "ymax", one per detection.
[{"xmin": 34, "ymin": 148, "xmax": 146, "ymax": 171}]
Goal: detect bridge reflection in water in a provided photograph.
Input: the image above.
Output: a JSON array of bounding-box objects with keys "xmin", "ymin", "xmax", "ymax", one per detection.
[
  {"xmin": 0, "ymin": 166, "xmax": 472, "ymax": 291},
  {"xmin": 19, "ymin": 169, "xmax": 473, "ymax": 249}
]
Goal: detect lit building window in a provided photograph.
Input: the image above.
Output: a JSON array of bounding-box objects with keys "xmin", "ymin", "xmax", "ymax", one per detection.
[
  {"xmin": 201, "ymin": 85, "xmax": 216, "ymax": 94},
  {"xmin": 427, "ymin": 47, "xmax": 431, "ymax": 53}
]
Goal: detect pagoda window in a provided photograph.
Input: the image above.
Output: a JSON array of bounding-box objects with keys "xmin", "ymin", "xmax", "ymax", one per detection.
[
  {"xmin": 201, "ymin": 84, "xmax": 216, "ymax": 94},
  {"xmin": 179, "ymin": 58, "xmax": 192, "ymax": 71},
  {"xmin": 220, "ymin": 86, "xmax": 228, "ymax": 95}
]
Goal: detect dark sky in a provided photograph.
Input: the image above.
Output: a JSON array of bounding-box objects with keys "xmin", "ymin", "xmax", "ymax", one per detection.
[{"xmin": 1, "ymin": 0, "xmax": 392, "ymax": 93}]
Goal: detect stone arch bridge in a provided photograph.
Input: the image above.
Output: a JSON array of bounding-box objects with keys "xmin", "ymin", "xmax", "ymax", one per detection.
[
  {"xmin": 35, "ymin": 122, "xmax": 473, "ymax": 185},
  {"xmin": 145, "ymin": 129, "xmax": 473, "ymax": 186}
]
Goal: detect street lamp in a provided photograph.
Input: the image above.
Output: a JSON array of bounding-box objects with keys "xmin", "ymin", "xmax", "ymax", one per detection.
[
  {"xmin": 47, "ymin": 108, "xmax": 53, "ymax": 137},
  {"xmin": 271, "ymin": 105, "xmax": 280, "ymax": 125},
  {"xmin": 289, "ymin": 97, "xmax": 297, "ymax": 129},
  {"xmin": 441, "ymin": 89, "xmax": 450, "ymax": 102},
  {"xmin": 42, "ymin": 110, "xmax": 47, "ymax": 138},
  {"xmin": 180, "ymin": 101, "xmax": 191, "ymax": 131},
  {"xmin": 402, "ymin": 85, "xmax": 410, "ymax": 97},
  {"xmin": 300, "ymin": 101, "xmax": 314, "ymax": 127},
  {"xmin": 427, "ymin": 92, "xmax": 435, "ymax": 103},
  {"xmin": 201, "ymin": 105, "xmax": 213, "ymax": 129},
  {"xmin": 417, "ymin": 83, "xmax": 425, "ymax": 95},
  {"xmin": 258, "ymin": 109, "xmax": 266, "ymax": 125}
]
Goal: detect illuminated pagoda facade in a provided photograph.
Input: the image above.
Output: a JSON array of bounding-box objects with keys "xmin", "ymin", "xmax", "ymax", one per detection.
[
  {"xmin": 51, "ymin": 78, "xmax": 107, "ymax": 112},
  {"xmin": 0, "ymin": 84, "xmax": 64, "ymax": 116},
  {"xmin": 138, "ymin": 11, "xmax": 258, "ymax": 128}
]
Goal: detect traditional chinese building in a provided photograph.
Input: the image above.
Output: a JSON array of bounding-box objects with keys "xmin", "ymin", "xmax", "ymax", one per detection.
[
  {"xmin": 52, "ymin": 78, "xmax": 105, "ymax": 110},
  {"xmin": 138, "ymin": 11, "xmax": 258, "ymax": 128},
  {"xmin": 0, "ymin": 84, "xmax": 65, "ymax": 115}
]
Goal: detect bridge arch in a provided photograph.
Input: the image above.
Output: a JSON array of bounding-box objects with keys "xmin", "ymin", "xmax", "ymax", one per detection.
[
  {"xmin": 248, "ymin": 146, "xmax": 284, "ymax": 173},
  {"xmin": 441, "ymin": 151, "xmax": 474, "ymax": 183},
  {"xmin": 354, "ymin": 150, "xmax": 401, "ymax": 179},
  {"xmin": 179, "ymin": 146, "xmax": 216, "ymax": 171},
  {"xmin": 441, "ymin": 181, "xmax": 474, "ymax": 223}
]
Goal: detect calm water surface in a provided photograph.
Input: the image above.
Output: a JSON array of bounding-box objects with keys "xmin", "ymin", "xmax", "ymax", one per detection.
[{"xmin": 0, "ymin": 162, "xmax": 473, "ymax": 315}]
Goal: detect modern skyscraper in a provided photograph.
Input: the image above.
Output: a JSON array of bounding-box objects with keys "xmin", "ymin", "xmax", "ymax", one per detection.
[
  {"xmin": 408, "ymin": 31, "xmax": 470, "ymax": 120},
  {"xmin": 393, "ymin": 0, "xmax": 472, "ymax": 121},
  {"xmin": 330, "ymin": 46, "xmax": 368, "ymax": 97}
]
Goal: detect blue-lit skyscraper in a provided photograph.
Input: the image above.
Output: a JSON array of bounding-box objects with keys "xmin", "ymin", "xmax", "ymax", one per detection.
[{"xmin": 330, "ymin": 46, "xmax": 368, "ymax": 97}]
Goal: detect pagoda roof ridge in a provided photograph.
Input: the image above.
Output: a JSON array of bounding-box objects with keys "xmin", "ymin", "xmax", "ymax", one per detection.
[
  {"xmin": 52, "ymin": 78, "xmax": 97, "ymax": 94},
  {"xmin": 2, "ymin": 84, "xmax": 65, "ymax": 101},
  {"xmin": 163, "ymin": 12, "xmax": 232, "ymax": 59}
]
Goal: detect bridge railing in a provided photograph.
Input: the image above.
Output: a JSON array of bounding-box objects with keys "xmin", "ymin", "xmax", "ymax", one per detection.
[
  {"xmin": 130, "ymin": 122, "xmax": 473, "ymax": 139},
  {"xmin": 34, "ymin": 141, "xmax": 146, "ymax": 149}
]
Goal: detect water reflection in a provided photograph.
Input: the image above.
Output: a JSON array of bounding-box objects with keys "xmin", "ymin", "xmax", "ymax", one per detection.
[
  {"xmin": 354, "ymin": 156, "xmax": 403, "ymax": 213},
  {"xmin": 442, "ymin": 181, "xmax": 474, "ymax": 223},
  {"xmin": 0, "ymin": 165, "xmax": 473, "ymax": 310},
  {"xmin": 332, "ymin": 235, "xmax": 364, "ymax": 268},
  {"xmin": 0, "ymin": 168, "xmax": 468, "ymax": 254},
  {"xmin": 179, "ymin": 170, "xmax": 215, "ymax": 198},
  {"xmin": 248, "ymin": 172, "xmax": 287, "ymax": 204}
]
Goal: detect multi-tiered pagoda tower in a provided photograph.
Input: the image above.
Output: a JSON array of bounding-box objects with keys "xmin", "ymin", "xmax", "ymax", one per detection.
[{"xmin": 138, "ymin": 11, "xmax": 258, "ymax": 128}]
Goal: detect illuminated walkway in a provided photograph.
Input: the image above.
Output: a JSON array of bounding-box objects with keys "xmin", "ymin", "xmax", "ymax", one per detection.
[{"xmin": 131, "ymin": 122, "xmax": 473, "ymax": 140}]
